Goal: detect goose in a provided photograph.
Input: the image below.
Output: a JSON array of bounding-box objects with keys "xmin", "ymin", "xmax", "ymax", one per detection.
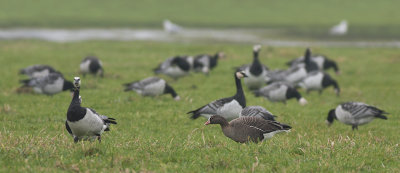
[
  {"xmin": 163, "ymin": 19, "xmax": 182, "ymax": 34},
  {"xmin": 66, "ymin": 77, "xmax": 117, "ymax": 143},
  {"xmin": 298, "ymin": 71, "xmax": 340, "ymax": 96},
  {"xmin": 266, "ymin": 48, "xmax": 318, "ymax": 85},
  {"xmin": 286, "ymin": 55, "xmax": 340, "ymax": 74},
  {"xmin": 204, "ymin": 115, "xmax": 291, "ymax": 143},
  {"xmin": 193, "ymin": 52, "xmax": 224, "ymax": 75},
  {"xmin": 330, "ymin": 20, "xmax": 348, "ymax": 36},
  {"xmin": 326, "ymin": 102, "xmax": 388, "ymax": 130},
  {"xmin": 254, "ymin": 82, "xmax": 307, "ymax": 105},
  {"xmin": 236, "ymin": 45, "xmax": 269, "ymax": 90},
  {"xmin": 187, "ymin": 71, "xmax": 247, "ymax": 120},
  {"xmin": 80, "ymin": 56, "xmax": 104, "ymax": 77},
  {"xmin": 19, "ymin": 64, "xmax": 56, "ymax": 78},
  {"xmin": 19, "ymin": 72, "xmax": 74, "ymax": 95},
  {"xmin": 154, "ymin": 56, "xmax": 191, "ymax": 79},
  {"xmin": 123, "ymin": 77, "xmax": 180, "ymax": 101},
  {"xmin": 240, "ymin": 106, "xmax": 276, "ymax": 121}
]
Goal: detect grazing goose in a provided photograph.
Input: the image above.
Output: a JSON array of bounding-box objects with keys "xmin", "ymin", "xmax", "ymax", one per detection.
[
  {"xmin": 19, "ymin": 65, "xmax": 56, "ymax": 78},
  {"xmin": 298, "ymin": 71, "xmax": 340, "ymax": 96},
  {"xmin": 123, "ymin": 77, "xmax": 180, "ymax": 100},
  {"xmin": 193, "ymin": 52, "xmax": 224, "ymax": 75},
  {"xmin": 286, "ymin": 55, "xmax": 340, "ymax": 74},
  {"xmin": 266, "ymin": 48, "xmax": 318, "ymax": 85},
  {"xmin": 254, "ymin": 82, "xmax": 307, "ymax": 105},
  {"xmin": 330, "ymin": 20, "xmax": 348, "ymax": 36},
  {"xmin": 19, "ymin": 72, "xmax": 74, "ymax": 95},
  {"xmin": 187, "ymin": 71, "xmax": 247, "ymax": 120},
  {"xmin": 154, "ymin": 56, "xmax": 191, "ymax": 79},
  {"xmin": 204, "ymin": 115, "xmax": 291, "ymax": 143},
  {"xmin": 163, "ymin": 19, "xmax": 182, "ymax": 34},
  {"xmin": 240, "ymin": 106, "xmax": 276, "ymax": 121},
  {"xmin": 66, "ymin": 77, "xmax": 117, "ymax": 143},
  {"xmin": 80, "ymin": 56, "xmax": 104, "ymax": 77},
  {"xmin": 326, "ymin": 102, "xmax": 388, "ymax": 130},
  {"xmin": 236, "ymin": 45, "xmax": 269, "ymax": 90}
]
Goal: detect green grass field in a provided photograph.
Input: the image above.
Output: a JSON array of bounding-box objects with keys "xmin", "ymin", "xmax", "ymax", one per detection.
[
  {"xmin": 1, "ymin": 0, "xmax": 400, "ymax": 40},
  {"xmin": 0, "ymin": 40, "xmax": 399, "ymax": 172}
]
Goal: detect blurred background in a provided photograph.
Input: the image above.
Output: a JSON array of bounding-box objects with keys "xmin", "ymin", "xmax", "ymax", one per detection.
[{"xmin": 0, "ymin": 0, "xmax": 399, "ymax": 44}]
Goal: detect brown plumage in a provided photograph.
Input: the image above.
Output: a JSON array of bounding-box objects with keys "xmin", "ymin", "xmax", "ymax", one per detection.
[{"xmin": 205, "ymin": 115, "xmax": 291, "ymax": 143}]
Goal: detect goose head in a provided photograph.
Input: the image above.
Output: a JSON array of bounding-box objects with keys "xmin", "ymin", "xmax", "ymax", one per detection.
[
  {"xmin": 235, "ymin": 71, "xmax": 248, "ymax": 79},
  {"xmin": 204, "ymin": 115, "xmax": 228, "ymax": 126},
  {"xmin": 73, "ymin": 77, "xmax": 81, "ymax": 88}
]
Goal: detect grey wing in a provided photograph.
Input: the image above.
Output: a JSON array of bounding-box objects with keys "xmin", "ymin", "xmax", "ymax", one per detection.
[
  {"xmin": 140, "ymin": 77, "xmax": 162, "ymax": 86},
  {"xmin": 342, "ymin": 102, "xmax": 386, "ymax": 118},
  {"xmin": 232, "ymin": 117, "xmax": 289, "ymax": 133},
  {"xmin": 197, "ymin": 99, "xmax": 226, "ymax": 114},
  {"xmin": 241, "ymin": 106, "xmax": 275, "ymax": 120},
  {"xmin": 266, "ymin": 69, "xmax": 287, "ymax": 82},
  {"xmin": 259, "ymin": 83, "xmax": 282, "ymax": 95},
  {"xmin": 236, "ymin": 64, "xmax": 250, "ymax": 71}
]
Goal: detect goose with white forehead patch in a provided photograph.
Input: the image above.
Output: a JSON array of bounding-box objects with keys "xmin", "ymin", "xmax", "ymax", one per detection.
[
  {"xmin": 19, "ymin": 64, "xmax": 57, "ymax": 78},
  {"xmin": 254, "ymin": 82, "xmax": 307, "ymax": 106},
  {"xmin": 80, "ymin": 56, "xmax": 104, "ymax": 77},
  {"xmin": 66, "ymin": 77, "xmax": 117, "ymax": 143},
  {"xmin": 326, "ymin": 102, "xmax": 388, "ymax": 130},
  {"xmin": 19, "ymin": 72, "xmax": 74, "ymax": 95},
  {"xmin": 154, "ymin": 56, "xmax": 191, "ymax": 79},
  {"xmin": 187, "ymin": 71, "xmax": 247, "ymax": 121},
  {"xmin": 123, "ymin": 76, "xmax": 180, "ymax": 101},
  {"xmin": 193, "ymin": 52, "xmax": 224, "ymax": 75},
  {"xmin": 204, "ymin": 115, "xmax": 291, "ymax": 143},
  {"xmin": 236, "ymin": 45, "xmax": 269, "ymax": 90},
  {"xmin": 298, "ymin": 71, "xmax": 340, "ymax": 96},
  {"xmin": 240, "ymin": 106, "xmax": 276, "ymax": 121}
]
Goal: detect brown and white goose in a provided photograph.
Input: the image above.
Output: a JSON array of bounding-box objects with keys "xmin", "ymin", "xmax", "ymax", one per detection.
[{"xmin": 205, "ymin": 115, "xmax": 291, "ymax": 143}]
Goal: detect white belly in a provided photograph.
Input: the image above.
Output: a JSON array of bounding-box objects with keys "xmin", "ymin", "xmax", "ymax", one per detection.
[
  {"xmin": 302, "ymin": 73, "xmax": 323, "ymax": 90},
  {"xmin": 67, "ymin": 109, "xmax": 105, "ymax": 138}
]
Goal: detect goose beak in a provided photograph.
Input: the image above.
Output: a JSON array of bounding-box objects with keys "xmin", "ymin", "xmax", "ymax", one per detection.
[
  {"xmin": 204, "ymin": 120, "xmax": 210, "ymax": 125},
  {"xmin": 174, "ymin": 96, "xmax": 181, "ymax": 101}
]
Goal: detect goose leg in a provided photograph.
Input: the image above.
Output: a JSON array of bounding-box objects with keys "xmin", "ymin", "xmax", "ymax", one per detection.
[
  {"xmin": 96, "ymin": 134, "xmax": 101, "ymax": 143},
  {"xmin": 352, "ymin": 125, "xmax": 358, "ymax": 130},
  {"xmin": 74, "ymin": 137, "xmax": 79, "ymax": 143}
]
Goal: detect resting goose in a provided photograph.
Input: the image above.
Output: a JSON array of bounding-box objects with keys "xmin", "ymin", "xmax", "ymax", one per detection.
[
  {"xmin": 66, "ymin": 77, "xmax": 117, "ymax": 143},
  {"xmin": 266, "ymin": 48, "xmax": 318, "ymax": 85},
  {"xmin": 298, "ymin": 71, "xmax": 340, "ymax": 96},
  {"xmin": 123, "ymin": 77, "xmax": 180, "ymax": 100},
  {"xmin": 204, "ymin": 115, "xmax": 291, "ymax": 143},
  {"xmin": 286, "ymin": 55, "xmax": 340, "ymax": 74},
  {"xmin": 154, "ymin": 56, "xmax": 191, "ymax": 79},
  {"xmin": 80, "ymin": 56, "xmax": 104, "ymax": 77},
  {"xmin": 193, "ymin": 52, "xmax": 224, "ymax": 75},
  {"xmin": 187, "ymin": 71, "xmax": 247, "ymax": 120},
  {"xmin": 254, "ymin": 82, "xmax": 307, "ymax": 105},
  {"xmin": 326, "ymin": 102, "xmax": 388, "ymax": 130},
  {"xmin": 240, "ymin": 106, "xmax": 276, "ymax": 121},
  {"xmin": 237, "ymin": 45, "xmax": 269, "ymax": 90},
  {"xmin": 19, "ymin": 72, "xmax": 74, "ymax": 95},
  {"xmin": 19, "ymin": 64, "xmax": 56, "ymax": 78}
]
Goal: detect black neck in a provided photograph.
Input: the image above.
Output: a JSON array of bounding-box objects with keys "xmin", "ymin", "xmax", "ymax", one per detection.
[
  {"xmin": 286, "ymin": 87, "xmax": 301, "ymax": 100},
  {"xmin": 324, "ymin": 59, "xmax": 339, "ymax": 72},
  {"xmin": 164, "ymin": 84, "xmax": 178, "ymax": 98},
  {"xmin": 67, "ymin": 87, "xmax": 86, "ymax": 122},
  {"xmin": 174, "ymin": 57, "xmax": 190, "ymax": 71},
  {"xmin": 234, "ymin": 73, "xmax": 246, "ymax": 108},
  {"xmin": 322, "ymin": 75, "xmax": 339, "ymax": 90},
  {"xmin": 210, "ymin": 53, "xmax": 219, "ymax": 69},
  {"xmin": 250, "ymin": 51, "xmax": 263, "ymax": 76},
  {"xmin": 63, "ymin": 80, "xmax": 74, "ymax": 91}
]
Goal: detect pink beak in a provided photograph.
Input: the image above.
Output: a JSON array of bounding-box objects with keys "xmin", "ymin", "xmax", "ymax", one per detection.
[{"xmin": 204, "ymin": 120, "xmax": 210, "ymax": 125}]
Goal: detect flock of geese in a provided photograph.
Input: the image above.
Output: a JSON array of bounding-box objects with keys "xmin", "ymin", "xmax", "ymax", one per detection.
[{"xmin": 18, "ymin": 45, "xmax": 388, "ymax": 143}]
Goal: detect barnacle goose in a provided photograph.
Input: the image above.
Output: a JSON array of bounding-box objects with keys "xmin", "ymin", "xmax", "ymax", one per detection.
[
  {"xmin": 123, "ymin": 77, "xmax": 180, "ymax": 100},
  {"xmin": 19, "ymin": 65, "xmax": 56, "ymax": 78},
  {"xmin": 193, "ymin": 52, "xmax": 224, "ymax": 75},
  {"xmin": 254, "ymin": 82, "xmax": 307, "ymax": 106},
  {"xmin": 298, "ymin": 71, "xmax": 340, "ymax": 96},
  {"xmin": 19, "ymin": 72, "xmax": 74, "ymax": 95},
  {"xmin": 80, "ymin": 56, "xmax": 104, "ymax": 77},
  {"xmin": 154, "ymin": 56, "xmax": 191, "ymax": 79}
]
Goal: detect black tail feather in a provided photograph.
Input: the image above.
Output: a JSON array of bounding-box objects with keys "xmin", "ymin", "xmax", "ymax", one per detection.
[
  {"xmin": 187, "ymin": 110, "xmax": 201, "ymax": 119},
  {"xmin": 376, "ymin": 114, "xmax": 388, "ymax": 120}
]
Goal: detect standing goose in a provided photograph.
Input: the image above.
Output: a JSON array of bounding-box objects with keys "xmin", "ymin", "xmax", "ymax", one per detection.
[
  {"xmin": 66, "ymin": 77, "xmax": 117, "ymax": 143},
  {"xmin": 298, "ymin": 71, "xmax": 340, "ymax": 96},
  {"xmin": 286, "ymin": 55, "xmax": 340, "ymax": 74},
  {"xmin": 204, "ymin": 115, "xmax": 291, "ymax": 143},
  {"xmin": 326, "ymin": 102, "xmax": 389, "ymax": 130},
  {"xmin": 240, "ymin": 106, "xmax": 276, "ymax": 121},
  {"xmin": 187, "ymin": 71, "xmax": 247, "ymax": 120},
  {"xmin": 154, "ymin": 56, "xmax": 191, "ymax": 79},
  {"xmin": 193, "ymin": 52, "xmax": 224, "ymax": 75},
  {"xmin": 19, "ymin": 64, "xmax": 56, "ymax": 78},
  {"xmin": 326, "ymin": 102, "xmax": 388, "ymax": 130},
  {"xmin": 254, "ymin": 82, "xmax": 307, "ymax": 105},
  {"xmin": 123, "ymin": 77, "xmax": 180, "ymax": 100},
  {"xmin": 19, "ymin": 72, "xmax": 74, "ymax": 95},
  {"xmin": 237, "ymin": 45, "xmax": 269, "ymax": 90},
  {"xmin": 80, "ymin": 56, "xmax": 104, "ymax": 77}
]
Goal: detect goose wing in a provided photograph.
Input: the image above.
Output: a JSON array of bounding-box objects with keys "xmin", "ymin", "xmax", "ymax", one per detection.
[
  {"xmin": 231, "ymin": 117, "xmax": 291, "ymax": 133},
  {"xmin": 241, "ymin": 106, "xmax": 275, "ymax": 120},
  {"xmin": 342, "ymin": 102, "xmax": 388, "ymax": 118}
]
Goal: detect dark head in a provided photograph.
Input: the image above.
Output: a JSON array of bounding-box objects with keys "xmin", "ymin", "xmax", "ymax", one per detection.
[
  {"xmin": 324, "ymin": 59, "xmax": 340, "ymax": 74},
  {"xmin": 326, "ymin": 109, "xmax": 337, "ymax": 126},
  {"xmin": 164, "ymin": 83, "xmax": 180, "ymax": 101},
  {"xmin": 63, "ymin": 80, "xmax": 75, "ymax": 92},
  {"xmin": 322, "ymin": 74, "xmax": 340, "ymax": 96},
  {"xmin": 286, "ymin": 87, "xmax": 307, "ymax": 106},
  {"xmin": 204, "ymin": 115, "xmax": 229, "ymax": 127},
  {"xmin": 304, "ymin": 48, "xmax": 311, "ymax": 63}
]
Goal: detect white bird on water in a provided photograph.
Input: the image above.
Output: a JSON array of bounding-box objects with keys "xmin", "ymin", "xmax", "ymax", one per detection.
[
  {"xmin": 163, "ymin": 19, "xmax": 182, "ymax": 34},
  {"xmin": 330, "ymin": 20, "xmax": 348, "ymax": 36}
]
